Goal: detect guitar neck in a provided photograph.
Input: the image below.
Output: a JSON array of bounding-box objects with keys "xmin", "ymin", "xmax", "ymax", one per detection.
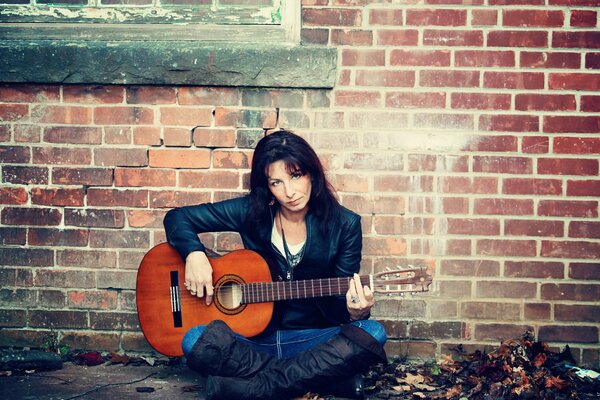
[{"xmin": 242, "ymin": 275, "xmax": 372, "ymax": 304}]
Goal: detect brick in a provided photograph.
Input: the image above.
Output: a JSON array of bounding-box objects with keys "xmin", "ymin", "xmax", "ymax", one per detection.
[
  {"xmin": 424, "ymin": 29, "xmax": 483, "ymax": 47},
  {"xmin": 541, "ymin": 241, "xmax": 600, "ymax": 259},
  {"xmin": 179, "ymin": 170, "xmax": 240, "ymax": 189},
  {"xmin": 214, "ymin": 108, "xmax": 276, "ymax": 129},
  {"xmin": 385, "ymin": 340, "xmax": 436, "ymax": 360},
  {"xmin": 504, "ymin": 219, "xmax": 564, "ymax": 238},
  {"xmin": 62, "ymin": 332, "xmax": 120, "ymax": 352},
  {"xmin": 409, "ymin": 321, "xmax": 467, "ymax": 340},
  {"xmin": 0, "ymin": 124, "xmax": 9, "ymax": 141},
  {"xmin": 440, "ymin": 176, "xmax": 497, "ymax": 194},
  {"xmin": 375, "ymin": 175, "xmax": 433, "ymax": 193},
  {"xmin": 538, "ymin": 158, "xmax": 598, "ymax": 176},
  {"xmin": 149, "ymin": 190, "xmax": 210, "ymax": 208},
  {"xmin": 87, "ymin": 188, "xmax": 148, "ymax": 207},
  {"xmin": 473, "ymin": 156, "xmax": 533, "ymax": 174},
  {"xmin": 63, "ymin": 85, "xmax": 124, "ymax": 103},
  {"xmin": 522, "ymin": 136, "xmax": 549, "ymax": 154},
  {"xmin": 29, "ymin": 310, "xmax": 89, "ymax": 329},
  {"xmin": 192, "ymin": 128, "xmax": 236, "ymax": 148},
  {"xmin": 94, "ymin": 106, "xmax": 153, "ymax": 125},
  {"xmin": 334, "ymin": 90, "xmax": 381, "ymax": 107},
  {"xmin": 406, "ymin": 9, "xmax": 466, "ymax": 26},
  {"xmin": 570, "ymin": 10, "xmax": 597, "ymax": 28},
  {"xmin": 0, "ymin": 309, "xmax": 27, "ymax": 327},
  {"xmin": 419, "ymin": 70, "xmax": 479, "ymax": 87},
  {"xmin": 0, "ymin": 187, "xmax": 28, "ymax": 205},
  {"xmin": 118, "ymin": 251, "xmax": 145, "ymax": 270},
  {"xmin": 442, "ymin": 197, "xmax": 469, "ymax": 214},
  {"xmin": 97, "ymin": 270, "xmax": 137, "ymax": 290},
  {"xmin": 567, "ymin": 180, "xmax": 600, "ymax": 196},
  {"xmin": 0, "ymin": 227, "xmax": 26, "ymax": 245},
  {"xmin": 9, "ymin": 126, "xmax": 39, "ymax": 142},
  {"xmin": 515, "ymin": 94, "xmax": 576, "ymax": 112},
  {"xmin": 375, "ymin": 216, "xmax": 434, "ymax": 236},
  {"xmin": 505, "ymin": 261, "xmax": 564, "ymax": 279},
  {"xmin": 0, "ymin": 329, "xmax": 47, "ymax": 348},
  {"xmin": 57, "ymin": 249, "xmax": 117, "ymax": 269},
  {"xmin": 0, "ymin": 145, "xmax": 30, "ymax": 163},
  {"xmin": 314, "ymin": 112, "xmax": 344, "ymax": 130},
  {"xmin": 503, "ymin": 10, "xmax": 563, "ymax": 27},
  {"xmin": 65, "ymin": 208, "xmax": 125, "ymax": 228},
  {"xmin": 348, "ymin": 112, "xmax": 409, "ymax": 130},
  {"xmin": 484, "ymin": 72, "xmax": 544, "ymax": 89},
  {"xmin": 476, "ymin": 239, "xmax": 537, "ymax": 257},
  {"xmin": 68, "ymin": 290, "xmax": 118, "ymax": 310},
  {"xmin": 52, "ymin": 168, "xmax": 112, "ymax": 186},
  {"xmin": 213, "ymin": 150, "xmax": 251, "ymax": 169},
  {"xmin": 95, "ymin": 148, "xmax": 148, "ymax": 167},
  {"xmin": 32, "ymin": 147, "xmax": 92, "ymax": 165},
  {"xmin": 569, "ymin": 262, "xmax": 600, "ymax": 280},
  {"xmin": 0, "ymin": 288, "xmax": 35, "ymax": 307},
  {"xmin": 554, "ymin": 137, "xmax": 600, "ymax": 154},
  {"xmin": 391, "ymin": 49, "xmax": 450, "ymax": 67},
  {"xmin": 586, "ymin": 53, "xmax": 600, "ymax": 69},
  {"xmin": 90, "ymin": 311, "xmax": 139, "ymax": 330},
  {"xmin": 31, "ymin": 105, "xmax": 91, "ymax": 124},
  {"xmin": 0, "ymin": 104, "xmax": 28, "ymax": 121},
  {"xmin": 369, "ymin": 8, "xmax": 403, "ymax": 25},
  {"xmin": 477, "ymin": 280, "xmax": 537, "ymax": 298},
  {"xmin": 539, "ymin": 200, "xmax": 597, "ymax": 218},
  {"xmin": 241, "ymin": 89, "xmax": 305, "ymax": 109},
  {"xmin": 446, "ymin": 218, "xmax": 500, "ymax": 236},
  {"xmin": 555, "ymin": 305, "xmax": 600, "ymax": 323},
  {"xmin": 472, "ymin": 9, "xmax": 497, "ymax": 26},
  {"xmin": 466, "ymin": 135, "xmax": 518, "ymax": 152},
  {"xmin": 581, "ymin": 96, "xmax": 600, "ymax": 112},
  {"xmin": 31, "ymin": 188, "xmax": 84, "ymax": 206},
  {"xmin": 475, "ymin": 324, "xmax": 534, "ymax": 341},
  {"xmin": 455, "ymin": 50, "xmax": 514, "ymax": 67},
  {"xmin": 341, "ymin": 49, "xmax": 385, "ymax": 66},
  {"xmin": 440, "ymin": 259, "xmax": 500, "ymax": 276},
  {"xmin": 2, "ymin": 207, "xmax": 61, "ymax": 226},
  {"xmin": 520, "ymin": 51, "xmax": 580, "ymax": 69},
  {"xmin": 127, "ymin": 210, "xmax": 165, "ymax": 228},
  {"xmin": 114, "ymin": 168, "xmax": 176, "ymax": 187},
  {"xmin": 0, "ymin": 248, "xmax": 53, "ymax": 268},
  {"xmin": 104, "ymin": 127, "xmax": 132, "ymax": 144},
  {"xmin": 539, "ymin": 325, "xmax": 598, "ymax": 344},
  {"xmin": 376, "ymin": 29, "xmax": 419, "ymax": 46},
  {"xmin": 331, "ymin": 29, "xmax": 373, "ymax": 46},
  {"xmin": 363, "ymin": 237, "xmax": 407, "ymax": 256},
  {"xmin": 149, "ymin": 149, "xmax": 210, "ymax": 168},
  {"xmin": 475, "ymin": 199, "xmax": 534, "ymax": 216},
  {"xmin": 301, "ymin": 28, "xmax": 329, "ymax": 45},
  {"xmin": 569, "ymin": 221, "xmax": 600, "ymax": 239},
  {"xmin": 280, "ymin": 111, "xmax": 310, "ymax": 129},
  {"xmin": 159, "ymin": 107, "xmax": 211, "ymax": 127},
  {"xmin": 163, "ymin": 128, "xmax": 193, "ymax": 147},
  {"xmin": 126, "ymin": 86, "xmax": 176, "ymax": 104},
  {"xmin": 386, "ymin": 92, "xmax": 445, "ymax": 109},
  {"xmin": 0, "ymin": 84, "xmax": 60, "ymax": 102},
  {"xmin": 133, "ymin": 126, "xmax": 161, "ymax": 146},
  {"xmin": 545, "ymin": 116, "xmax": 599, "ymax": 134},
  {"xmin": 38, "ymin": 290, "xmax": 66, "ymax": 308},
  {"xmin": 372, "ymin": 299, "xmax": 426, "ymax": 319},
  {"xmin": 302, "ymin": 7, "xmax": 362, "ymax": 27},
  {"xmin": 479, "ymin": 115, "xmax": 539, "ymax": 132},
  {"xmin": 43, "ymin": 126, "xmax": 102, "ymax": 144},
  {"xmin": 451, "ymin": 93, "xmax": 510, "ymax": 110},
  {"xmin": 549, "ymin": 73, "xmax": 600, "ymax": 91},
  {"xmin": 35, "ymin": 269, "xmax": 95, "ymax": 288},
  {"xmin": 28, "ymin": 228, "xmax": 88, "ymax": 247},
  {"xmin": 524, "ymin": 303, "xmax": 551, "ymax": 320},
  {"xmin": 89, "ymin": 230, "xmax": 149, "ymax": 249},
  {"xmin": 178, "ymin": 87, "xmax": 240, "ymax": 106},
  {"xmin": 552, "ymin": 31, "xmax": 600, "ymax": 49},
  {"xmin": 356, "ymin": 71, "xmax": 415, "ymax": 87},
  {"xmin": 502, "ymin": 178, "xmax": 562, "ymax": 195},
  {"xmin": 490, "ymin": 30, "xmax": 548, "ymax": 48},
  {"xmin": 461, "ymin": 302, "xmax": 520, "ymax": 320},
  {"xmin": 414, "ymin": 113, "xmax": 473, "ymax": 130}
]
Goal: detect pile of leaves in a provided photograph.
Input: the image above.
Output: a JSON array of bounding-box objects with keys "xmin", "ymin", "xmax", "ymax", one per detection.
[{"xmin": 363, "ymin": 332, "xmax": 599, "ymax": 399}]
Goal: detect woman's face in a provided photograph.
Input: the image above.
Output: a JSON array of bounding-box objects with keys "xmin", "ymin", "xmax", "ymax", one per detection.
[{"xmin": 267, "ymin": 160, "xmax": 312, "ymax": 215}]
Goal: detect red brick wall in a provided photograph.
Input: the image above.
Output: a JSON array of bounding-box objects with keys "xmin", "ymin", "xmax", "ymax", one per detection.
[{"xmin": 1, "ymin": 2, "xmax": 599, "ymax": 366}]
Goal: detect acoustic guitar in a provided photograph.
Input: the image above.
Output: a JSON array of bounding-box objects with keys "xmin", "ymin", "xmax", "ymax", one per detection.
[{"xmin": 136, "ymin": 243, "xmax": 432, "ymax": 356}]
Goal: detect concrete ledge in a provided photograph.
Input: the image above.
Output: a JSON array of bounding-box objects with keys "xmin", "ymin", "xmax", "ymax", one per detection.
[{"xmin": 0, "ymin": 41, "xmax": 337, "ymax": 89}]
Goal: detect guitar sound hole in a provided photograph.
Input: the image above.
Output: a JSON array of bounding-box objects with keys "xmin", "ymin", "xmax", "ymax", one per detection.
[{"xmin": 216, "ymin": 281, "xmax": 243, "ymax": 310}]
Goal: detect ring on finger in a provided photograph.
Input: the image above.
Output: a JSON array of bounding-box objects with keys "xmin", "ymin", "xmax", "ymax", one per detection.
[{"xmin": 351, "ymin": 295, "xmax": 359, "ymax": 303}]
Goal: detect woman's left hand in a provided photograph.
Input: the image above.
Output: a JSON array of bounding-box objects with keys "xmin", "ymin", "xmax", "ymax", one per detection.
[{"xmin": 346, "ymin": 273, "xmax": 375, "ymax": 321}]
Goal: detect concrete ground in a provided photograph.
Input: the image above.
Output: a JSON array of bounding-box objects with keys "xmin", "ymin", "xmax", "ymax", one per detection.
[{"xmin": 0, "ymin": 362, "xmax": 206, "ymax": 400}]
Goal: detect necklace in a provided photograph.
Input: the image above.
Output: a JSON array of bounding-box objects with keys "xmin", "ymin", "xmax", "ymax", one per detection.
[{"xmin": 278, "ymin": 211, "xmax": 306, "ymax": 280}]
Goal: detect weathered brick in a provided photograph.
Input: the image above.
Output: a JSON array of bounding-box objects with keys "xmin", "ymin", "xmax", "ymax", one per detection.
[
  {"xmin": 52, "ymin": 167, "xmax": 113, "ymax": 186},
  {"xmin": 522, "ymin": 136, "xmax": 549, "ymax": 154},
  {"xmin": 86, "ymin": 188, "xmax": 148, "ymax": 207},
  {"xmin": 0, "ymin": 309, "xmax": 27, "ymax": 327},
  {"xmin": 524, "ymin": 303, "xmax": 551, "ymax": 320},
  {"xmin": 505, "ymin": 261, "xmax": 564, "ymax": 278},
  {"xmin": 542, "ymin": 240, "xmax": 600, "ymax": 259},
  {"xmin": 126, "ymin": 86, "xmax": 176, "ymax": 104},
  {"xmin": 241, "ymin": 89, "xmax": 305, "ymax": 108},
  {"xmin": 149, "ymin": 190, "xmax": 210, "ymax": 208},
  {"xmin": 31, "ymin": 105, "xmax": 91, "ymax": 124},
  {"xmin": 0, "ymin": 329, "xmax": 47, "ymax": 348},
  {"xmin": 542, "ymin": 283, "xmax": 600, "ymax": 301},
  {"xmin": 503, "ymin": 9, "xmax": 563, "ymax": 27},
  {"xmin": 57, "ymin": 249, "xmax": 117, "ymax": 269},
  {"xmin": 32, "ymin": 147, "xmax": 92, "ymax": 165},
  {"xmin": 569, "ymin": 221, "xmax": 600, "ymax": 239},
  {"xmin": 445, "ymin": 239, "xmax": 472, "ymax": 256},
  {"xmin": 43, "ymin": 126, "xmax": 102, "ymax": 144},
  {"xmin": 552, "ymin": 31, "xmax": 600, "ymax": 49},
  {"xmin": 420, "ymin": 70, "xmax": 480, "ymax": 88},
  {"xmin": 476, "ymin": 281, "xmax": 537, "ymax": 298},
  {"xmin": 569, "ymin": 262, "xmax": 600, "ymax": 280},
  {"xmin": 0, "ymin": 104, "xmax": 28, "ymax": 122},
  {"xmin": 502, "ymin": 178, "xmax": 562, "ymax": 195},
  {"xmin": 375, "ymin": 216, "xmax": 434, "ymax": 236},
  {"xmin": 472, "ymin": 9, "xmax": 497, "ymax": 26},
  {"xmin": 539, "ymin": 200, "xmax": 597, "ymax": 218},
  {"xmin": 341, "ymin": 49, "xmax": 385, "ymax": 66},
  {"xmin": 0, "ymin": 187, "xmax": 28, "ymax": 205},
  {"xmin": 0, "ymin": 84, "xmax": 60, "ymax": 102},
  {"xmin": 133, "ymin": 126, "xmax": 161, "ymax": 146},
  {"xmin": 0, "ymin": 227, "xmax": 26, "ymax": 245},
  {"xmin": 14, "ymin": 124, "xmax": 40, "ymax": 142},
  {"xmin": 94, "ymin": 106, "xmax": 153, "ymax": 125},
  {"xmin": 369, "ymin": 8, "xmax": 403, "ymax": 25},
  {"xmin": 96, "ymin": 270, "xmax": 137, "ymax": 290},
  {"xmin": 179, "ymin": 170, "xmax": 241, "ymax": 189},
  {"xmin": 95, "ymin": 148, "xmax": 148, "ymax": 167},
  {"xmin": 455, "ymin": 50, "xmax": 515, "ymax": 67},
  {"xmin": 520, "ymin": 51, "xmax": 580, "ymax": 69},
  {"xmin": 0, "ymin": 288, "xmax": 36, "ymax": 307},
  {"xmin": 504, "ymin": 219, "xmax": 564, "ymax": 238},
  {"xmin": 554, "ymin": 137, "xmax": 600, "ymax": 154},
  {"xmin": 63, "ymin": 85, "xmax": 124, "ymax": 103},
  {"xmin": 474, "ymin": 198, "xmax": 534, "ymax": 215},
  {"xmin": 465, "ymin": 135, "xmax": 518, "ymax": 152},
  {"xmin": 376, "ymin": 29, "xmax": 419, "ymax": 46},
  {"xmin": 35, "ymin": 270, "xmax": 95, "ymax": 288},
  {"xmin": 567, "ymin": 179, "xmax": 600, "ymax": 197},
  {"xmin": 479, "ymin": 115, "xmax": 539, "ymax": 132},
  {"xmin": 387, "ymin": 92, "xmax": 446, "ymax": 109},
  {"xmin": 545, "ymin": 116, "xmax": 599, "ymax": 134},
  {"xmin": 451, "ymin": 93, "xmax": 510, "ymax": 110},
  {"xmin": 114, "ymin": 168, "xmax": 176, "ymax": 187},
  {"xmin": 29, "ymin": 310, "xmax": 89, "ymax": 329},
  {"xmin": 476, "ymin": 239, "xmax": 537, "ymax": 257},
  {"xmin": 302, "ymin": 7, "xmax": 362, "ymax": 27},
  {"xmin": 105, "ymin": 127, "xmax": 132, "ymax": 144},
  {"xmin": 516, "ymin": 94, "xmax": 576, "ymax": 111},
  {"xmin": 385, "ymin": 340, "xmax": 437, "ymax": 360},
  {"xmin": 121, "ymin": 332, "xmax": 155, "ymax": 353},
  {"xmin": 127, "ymin": 209, "xmax": 165, "ymax": 228},
  {"xmin": 214, "ymin": 108, "xmax": 276, "ymax": 129},
  {"xmin": 68, "ymin": 290, "xmax": 118, "ymax": 310},
  {"xmin": 89, "ymin": 230, "xmax": 149, "ymax": 249},
  {"xmin": 409, "ymin": 321, "xmax": 467, "ymax": 340},
  {"xmin": 475, "ymin": 323, "xmax": 534, "ymax": 341},
  {"xmin": 570, "ymin": 10, "xmax": 597, "ymax": 28},
  {"xmin": 555, "ymin": 304, "xmax": 600, "ymax": 323},
  {"xmin": 539, "ymin": 325, "xmax": 598, "ymax": 343},
  {"xmin": 372, "ymin": 299, "xmax": 427, "ymax": 319},
  {"xmin": 90, "ymin": 311, "xmax": 139, "ymax": 330},
  {"xmin": 64, "ymin": 208, "xmax": 125, "ymax": 228},
  {"xmin": 461, "ymin": 302, "xmax": 520, "ymax": 320},
  {"xmin": 28, "ymin": 228, "xmax": 88, "ymax": 247},
  {"xmin": 406, "ymin": 9, "xmax": 466, "ymax": 26},
  {"xmin": 356, "ymin": 71, "xmax": 415, "ymax": 87},
  {"xmin": 538, "ymin": 158, "xmax": 598, "ymax": 176},
  {"xmin": 38, "ymin": 290, "xmax": 66, "ymax": 308},
  {"xmin": 178, "ymin": 87, "xmax": 240, "ymax": 106},
  {"xmin": 31, "ymin": 188, "xmax": 84, "ymax": 206},
  {"xmin": 61, "ymin": 332, "xmax": 120, "ymax": 351},
  {"xmin": 437, "ymin": 280, "xmax": 472, "ymax": 298},
  {"xmin": 549, "ymin": 73, "xmax": 600, "ymax": 91},
  {"xmin": 424, "ymin": 30, "xmax": 483, "ymax": 47},
  {"xmin": 0, "ymin": 145, "xmax": 31, "ymax": 163},
  {"xmin": 446, "ymin": 218, "xmax": 500, "ymax": 236},
  {"xmin": 474, "ymin": 156, "xmax": 533, "ymax": 174},
  {"xmin": 162, "ymin": 127, "xmax": 191, "ymax": 146},
  {"xmin": 2, "ymin": 207, "xmax": 61, "ymax": 226},
  {"xmin": 301, "ymin": 28, "xmax": 329, "ymax": 45}
]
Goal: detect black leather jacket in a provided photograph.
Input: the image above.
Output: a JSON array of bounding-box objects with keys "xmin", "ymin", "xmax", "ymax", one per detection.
[{"xmin": 163, "ymin": 195, "xmax": 363, "ymax": 331}]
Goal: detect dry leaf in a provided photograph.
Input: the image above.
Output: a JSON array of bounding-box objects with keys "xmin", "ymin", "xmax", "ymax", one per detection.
[
  {"xmin": 109, "ymin": 351, "xmax": 130, "ymax": 365},
  {"xmin": 545, "ymin": 376, "xmax": 568, "ymax": 390}
]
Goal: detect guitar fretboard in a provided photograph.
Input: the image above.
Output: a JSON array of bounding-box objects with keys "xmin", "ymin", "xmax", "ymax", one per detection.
[{"xmin": 241, "ymin": 275, "xmax": 372, "ymax": 304}]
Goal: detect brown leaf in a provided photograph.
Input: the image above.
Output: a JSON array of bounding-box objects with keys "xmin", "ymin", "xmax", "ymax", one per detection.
[
  {"xmin": 444, "ymin": 384, "xmax": 462, "ymax": 399},
  {"xmin": 109, "ymin": 351, "xmax": 130, "ymax": 365},
  {"xmin": 545, "ymin": 376, "xmax": 568, "ymax": 390},
  {"xmin": 533, "ymin": 352, "xmax": 547, "ymax": 367}
]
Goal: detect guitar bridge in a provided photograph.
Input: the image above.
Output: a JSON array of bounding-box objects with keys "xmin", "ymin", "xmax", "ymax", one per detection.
[{"xmin": 170, "ymin": 270, "xmax": 183, "ymax": 328}]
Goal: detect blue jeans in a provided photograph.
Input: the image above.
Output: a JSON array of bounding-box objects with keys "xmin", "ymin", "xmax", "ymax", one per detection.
[{"xmin": 182, "ymin": 320, "xmax": 387, "ymax": 360}]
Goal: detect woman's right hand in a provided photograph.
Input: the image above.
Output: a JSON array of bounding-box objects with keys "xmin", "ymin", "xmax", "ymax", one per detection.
[{"xmin": 184, "ymin": 251, "xmax": 214, "ymax": 305}]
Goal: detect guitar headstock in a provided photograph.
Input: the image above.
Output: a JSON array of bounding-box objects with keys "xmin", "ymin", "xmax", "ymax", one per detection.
[{"xmin": 372, "ymin": 266, "xmax": 433, "ymax": 296}]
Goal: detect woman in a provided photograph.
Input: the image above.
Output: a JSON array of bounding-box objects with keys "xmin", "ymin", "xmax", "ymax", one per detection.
[{"xmin": 163, "ymin": 130, "xmax": 387, "ymax": 399}]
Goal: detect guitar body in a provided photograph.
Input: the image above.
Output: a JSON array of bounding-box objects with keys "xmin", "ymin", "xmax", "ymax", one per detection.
[{"xmin": 136, "ymin": 243, "xmax": 274, "ymax": 357}]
